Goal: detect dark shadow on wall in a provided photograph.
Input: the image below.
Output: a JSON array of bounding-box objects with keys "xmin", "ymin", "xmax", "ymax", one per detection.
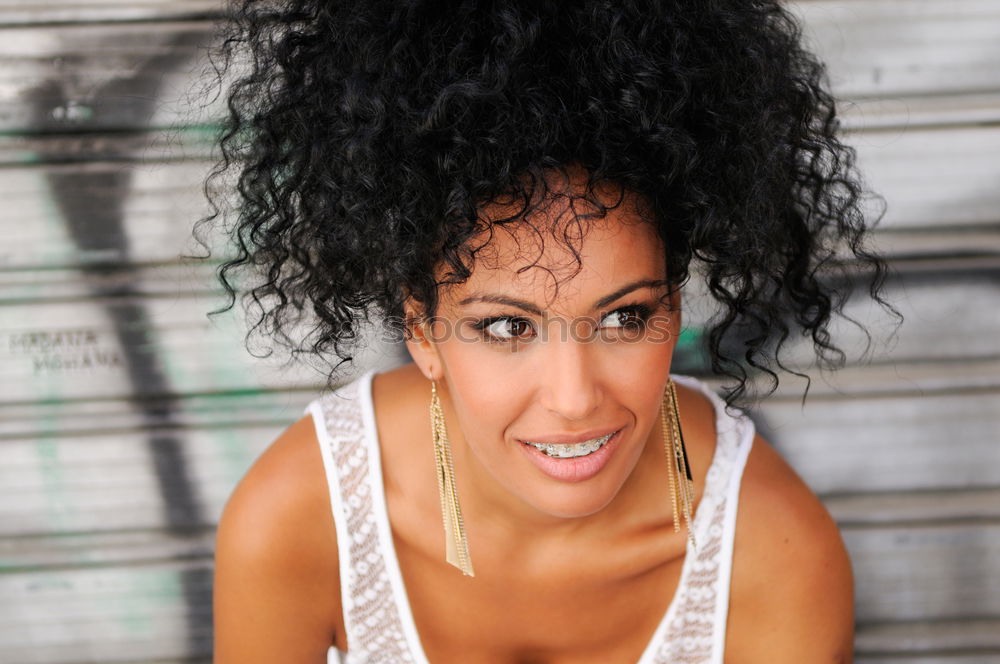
[{"xmin": 25, "ymin": 30, "xmax": 215, "ymax": 659}]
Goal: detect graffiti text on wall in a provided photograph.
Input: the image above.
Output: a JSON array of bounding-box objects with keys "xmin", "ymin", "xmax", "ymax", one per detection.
[{"xmin": 5, "ymin": 329, "xmax": 123, "ymax": 374}]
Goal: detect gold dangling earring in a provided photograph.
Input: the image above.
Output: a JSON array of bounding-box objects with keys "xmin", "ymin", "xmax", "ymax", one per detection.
[
  {"xmin": 430, "ymin": 380, "xmax": 475, "ymax": 577},
  {"xmin": 662, "ymin": 379, "xmax": 696, "ymax": 548}
]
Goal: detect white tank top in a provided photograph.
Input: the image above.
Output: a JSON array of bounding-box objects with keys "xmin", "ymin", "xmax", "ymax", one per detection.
[{"xmin": 308, "ymin": 370, "xmax": 755, "ymax": 664}]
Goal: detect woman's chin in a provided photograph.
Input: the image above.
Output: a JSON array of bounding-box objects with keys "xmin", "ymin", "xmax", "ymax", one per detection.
[{"xmin": 516, "ymin": 474, "xmax": 631, "ymax": 521}]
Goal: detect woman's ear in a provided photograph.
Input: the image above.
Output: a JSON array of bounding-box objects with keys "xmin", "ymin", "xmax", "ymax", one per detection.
[{"xmin": 403, "ymin": 298, "xmax": 442, "ymax": 380}]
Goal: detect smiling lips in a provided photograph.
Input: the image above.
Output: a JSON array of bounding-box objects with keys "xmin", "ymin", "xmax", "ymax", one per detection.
[{"xmin": 517, "ymin": 428, "xmax": 625, "ymax": 482}]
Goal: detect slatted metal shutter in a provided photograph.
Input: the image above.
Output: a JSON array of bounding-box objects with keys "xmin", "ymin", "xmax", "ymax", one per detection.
[{"xmin": 0, "ymin": 2, "xmax": 997, "ymax": 662}]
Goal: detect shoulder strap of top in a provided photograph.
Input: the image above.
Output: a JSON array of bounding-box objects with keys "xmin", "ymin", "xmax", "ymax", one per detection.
[
  {"xmin": 307, "ymin": 371, "xmax": 423, "ymax": 663},
  {"xmin": 641, "ymin": 374, "xmax": 756, "ymax": 664}
]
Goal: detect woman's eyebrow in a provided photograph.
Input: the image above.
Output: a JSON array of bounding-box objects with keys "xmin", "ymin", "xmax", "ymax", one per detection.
[
  {"xmin": 455, "ymin": 294, "xmax": 542, "ymax": 315},
  {"xmin": 457, "ymin": 279, "xmax": 669, "ymax": 314},
  {"xmin": 593, "ymin": 279, "xmax": 670, "ymax": 309}
]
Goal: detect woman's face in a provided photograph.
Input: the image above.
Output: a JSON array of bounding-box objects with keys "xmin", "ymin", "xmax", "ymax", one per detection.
[{"xmin": 409, "ymin": 186, "xmax": 679, "ymax": 522}]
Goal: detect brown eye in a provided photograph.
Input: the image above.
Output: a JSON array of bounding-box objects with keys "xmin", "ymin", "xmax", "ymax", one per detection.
[
  {"xmin": 484, "ymin": 317, "xmax": 535, "ymax": 341},
  {"xmin": 600, "ymin": 305, "xmax": 651, "ymax": 332}
]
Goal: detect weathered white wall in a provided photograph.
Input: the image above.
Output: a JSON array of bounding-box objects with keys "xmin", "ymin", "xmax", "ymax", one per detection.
[{"xmin": 0, "ymin": 1, "xmax": 997, "ymax": 662}]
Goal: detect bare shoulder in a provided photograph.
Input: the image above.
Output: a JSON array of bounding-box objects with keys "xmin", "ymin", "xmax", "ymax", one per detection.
[
  {"xmin": 213, "ymin": 413, "xmax": 342, "ymax": 663},
  {"xmin": 726, "ymin": 432, "xmax": 854, "ymax": 664}
]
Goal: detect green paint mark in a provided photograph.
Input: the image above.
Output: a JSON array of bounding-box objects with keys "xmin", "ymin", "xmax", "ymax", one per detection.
[
  {"xmin": 217, "ymin": 421, "xmax": 256, "ymax": 486},
  {"xmin": 35, "ymin": 434, "xmax": 72, "ymax": 532},
  {"xmin": 673, "ymin": 326, "xmax": 710, "ymax": 373},
  {"xmin": 118, "ymin": 570, "xmax": 183, "ymax": 636},
  {"xmin": 676, "ymin": 326, "xmax": 701, "ymax": 352}
]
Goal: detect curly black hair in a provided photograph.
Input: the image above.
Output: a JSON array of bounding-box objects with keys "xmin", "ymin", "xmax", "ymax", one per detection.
[{"xmin": 201, "ymin": 0, "xmax": 895, "ymax": 404}]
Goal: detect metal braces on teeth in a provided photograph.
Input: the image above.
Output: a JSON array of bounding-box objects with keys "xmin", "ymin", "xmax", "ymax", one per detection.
[{"xmin": 525, "ymin": 431, "xmax": 615, "ymax": 458}]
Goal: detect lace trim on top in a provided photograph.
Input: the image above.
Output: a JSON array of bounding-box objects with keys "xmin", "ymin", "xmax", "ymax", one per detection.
[
  {"xmin": 311, "ymin": 372, "xmax": 755, "ymax": 664},
  {"xmin": 639, "ymin": 374, "xmax": 755, "ymax": 663},
  {"xmin": 311, "ymin": 378, "xmax": 420, "ymax": 663}
]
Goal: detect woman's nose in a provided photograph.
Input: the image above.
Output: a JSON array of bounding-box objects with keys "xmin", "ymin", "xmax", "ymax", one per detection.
[{"xmin": 536, "ymin": 325, "xmax": 602, "ymax": 421}]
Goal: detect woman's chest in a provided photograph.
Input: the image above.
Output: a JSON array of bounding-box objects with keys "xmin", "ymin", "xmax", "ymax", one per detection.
[{"xmin": 396, "ymin": 546, "xmax": 686, "ymax": 664}]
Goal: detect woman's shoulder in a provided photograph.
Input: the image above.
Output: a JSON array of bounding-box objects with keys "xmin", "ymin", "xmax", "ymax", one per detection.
[
  {"xmin": 725, "ymin": 432, "xmax": 854, "ymax": 662},
  {"xmin": 217, "ymin": 414, "xmax": 335, "ymax": 562},
  {"xmin": 213, "ymin": 412, "xmax": 344, "ymax": 660}
]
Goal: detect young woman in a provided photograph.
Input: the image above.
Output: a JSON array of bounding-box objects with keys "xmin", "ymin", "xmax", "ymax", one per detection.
[{"xmin": 208, "ymin": 1, "xmax": 891, "ymax": 662}]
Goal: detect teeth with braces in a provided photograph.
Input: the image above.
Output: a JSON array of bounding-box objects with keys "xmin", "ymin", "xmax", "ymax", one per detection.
[{"xmin": 524, "ymin": 431, "xmax": 615, "ymax": 459}]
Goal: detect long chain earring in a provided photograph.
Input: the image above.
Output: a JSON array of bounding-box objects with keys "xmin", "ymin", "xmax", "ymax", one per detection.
[
  {"xmin": 430, "ymin": 380, "xmax": 475, "ymax": 576},
  {"xmin": 662, "ymin": 379, "xmax": 696, "ymax": 548}
]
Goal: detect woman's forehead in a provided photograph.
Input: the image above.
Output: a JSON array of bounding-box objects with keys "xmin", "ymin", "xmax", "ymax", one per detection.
[
  {"xmin": 473, "ymin": 173, "xmax": 654, "ymax": 258},
  {"xmin": 443, "ymin": 205, "xmax": 666, "ymax": 312}
]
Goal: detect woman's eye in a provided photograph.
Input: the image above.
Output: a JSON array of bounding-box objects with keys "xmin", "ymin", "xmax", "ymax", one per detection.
[
  {"xmin": 483, "ymin": 317, "xmax": 534, "ymax": 341},
  {"xmin": 600, "ymin": 306, "xmax": 649, "ymax": 330}
]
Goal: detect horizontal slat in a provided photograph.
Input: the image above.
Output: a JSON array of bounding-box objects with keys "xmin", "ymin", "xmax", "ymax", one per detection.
[
  {"xmin": 0, "ymin": 530, "xmax": 215, "ymax": 571},
  {"xmin": 845, "ymin": 521, "xmax": 1000, "ymax": 622},
  {"xmin": 0, "ymin": 160, "xmax": 214, "ymax": 270},
  {"xmin": 841, "ymin": 92, "xmax": 1000, "ymax": 130},
  {"xmin": 826, "ymin": 488, "xmax": 1000, "ymax": 526},
  {"xmin": 0, "ymin": 262, "xmax": 225, "ymax": 304},
  {"xmin": 0, "ymin": 425, "xmax": 277, "ymax": 535},
  {"xmin": 857, "ymin": 657, "xmax": 1000, "ymax": 664},
  {"xmin": 854, "ymin": 125, "xmax": 1000, "ymax": 230},
  {"xmin": 0, "ymin": 2, "xmax": 221, "ymax": 25},
  {"xmin": 0, "ymin": 21, "xmax": 219, "ymax": 133},
  {"xmin": 755, "ymin": 357, "xmax": 1000, "ymax": 399},
  {"xmin": 0, "ymin": 388, "xmax": 315, "ymax": 439},
  {"xmin": 762, "ymin": 387, "xmax": 1000, "ymax": 494},
  {"xmin": 777, "ymin": 270, "xmax": 1000, "ymax": 369},
  {"xmin": 794, "ymin": 0, "xmax": 1000, "ymax": 98},
  {"xmin": 857, "ymin": 619, "xmax": 1000, "ymax": 657},
  {"xmin": 0, "ymin": 560, "xmax": 212, "ymax": 664},
  {"xmin": 0, "ymin": 127, "xmax": 215, "ymax": 166},
  {"xmin": 871, "ymin": 230, "xmax": 1000, "ymax": 261}
]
